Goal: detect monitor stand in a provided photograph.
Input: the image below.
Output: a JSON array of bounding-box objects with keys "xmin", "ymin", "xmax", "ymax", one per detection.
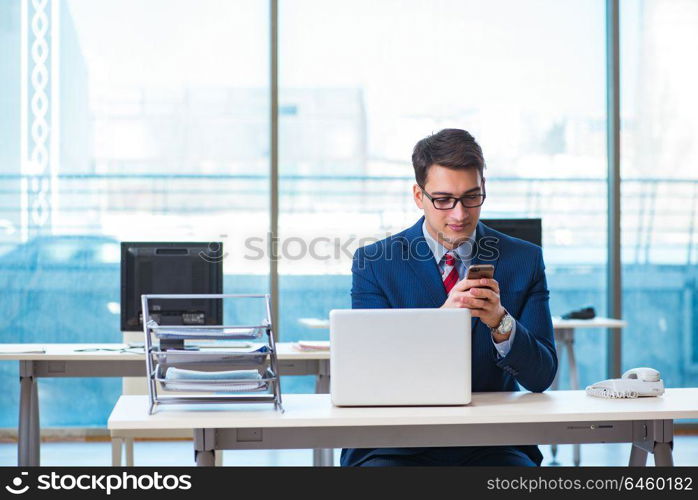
[
  {"xmin": 122, "ymin": 330, "xmax": 142, "ymax": 348},
  {"xmin": 121, "ymin": 331, "xmax": 148, "ymax": 396}
]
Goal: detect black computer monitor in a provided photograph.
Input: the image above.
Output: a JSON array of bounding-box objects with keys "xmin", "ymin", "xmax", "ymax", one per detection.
[
  {"xmin": 480, "ymin": 218, "xmax": 542, "ymax": 247},
  {"xmin": 120, "ymin": 242, "xmax": 223, "ymax": 331}
]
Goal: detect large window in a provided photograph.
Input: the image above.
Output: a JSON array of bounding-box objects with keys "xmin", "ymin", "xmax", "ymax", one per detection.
[
  {"xmin": 2, "ymin": 0, "xmax": 697, "ymax": 429},
  {"xmin": 0, "ymin": 0, "xmax": 269, "ymax": 426},
  {"xmin": 620, "ymin": 0, "xmax": 698, "ymax": 387},
  {"xmin": 278, "ymin": 0, "xmax": 608, "ymax": 390}
]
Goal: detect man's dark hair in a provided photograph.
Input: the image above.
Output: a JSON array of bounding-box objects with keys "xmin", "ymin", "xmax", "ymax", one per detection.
[{"xmin": 411, "ymin": 128, "xmax": 486, "ymax": 187}]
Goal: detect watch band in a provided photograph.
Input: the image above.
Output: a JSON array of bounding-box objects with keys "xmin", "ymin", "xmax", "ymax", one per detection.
[{"xmin": 491, "ymin": 310, "xmax": 514, "ymax": 336}]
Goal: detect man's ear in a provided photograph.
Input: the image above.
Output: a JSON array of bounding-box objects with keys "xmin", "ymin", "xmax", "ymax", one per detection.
[{"xmin": 413, "ymin": 184, "xmax": 424, "ymax": 210}]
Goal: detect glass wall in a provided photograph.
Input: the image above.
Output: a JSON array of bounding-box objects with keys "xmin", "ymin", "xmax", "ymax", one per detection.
[
  {"xmin": 278, "ymin": 0, "xmax": 608, "ymax": 391},
  {"xmin": 0, "ymin": 0, "xmax": 269, "ymax": 426},
  {"xmin": 620, "ymin": 0, "xmax": 698, "ymax": 387},
  {"xmin": 2, "ymin": 0, "xmax": 697, "ymax": 428}
]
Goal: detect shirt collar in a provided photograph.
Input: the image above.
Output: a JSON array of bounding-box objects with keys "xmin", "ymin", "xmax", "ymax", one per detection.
[{"xmin": 421, "ymin": 220, "xmax": 476, "ymax": 264}]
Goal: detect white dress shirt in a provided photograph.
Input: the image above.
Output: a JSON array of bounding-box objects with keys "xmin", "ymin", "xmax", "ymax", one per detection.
[{"xmin": 421, "ymin": 221, "xmax": 516, "ymax": 358}]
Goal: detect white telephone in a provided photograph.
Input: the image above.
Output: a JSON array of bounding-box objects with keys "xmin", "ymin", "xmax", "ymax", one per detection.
[{"xmin": 585, "ymin": 367, "xmax": 665, "ymax": 399}]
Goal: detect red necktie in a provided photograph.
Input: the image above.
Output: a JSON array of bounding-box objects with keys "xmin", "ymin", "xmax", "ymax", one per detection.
[{"xmin": 442, "ymin": 252, "xmax": 459, "ymax": 294}]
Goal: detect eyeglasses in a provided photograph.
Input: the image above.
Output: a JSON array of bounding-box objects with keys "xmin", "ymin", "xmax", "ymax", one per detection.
[{"xmin": 420, "ymin": 187, "xmax": 486, "ymax": 210}]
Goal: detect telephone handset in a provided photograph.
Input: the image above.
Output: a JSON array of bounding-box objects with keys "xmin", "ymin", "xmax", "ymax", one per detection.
[{"xmin": 585, "ymin": 367, "xmax": 665, "ymax": 399}]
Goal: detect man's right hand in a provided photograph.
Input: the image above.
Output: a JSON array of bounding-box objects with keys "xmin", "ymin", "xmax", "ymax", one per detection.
[{"xmin": 440, "ymin": 278, "xmax": 495, "ymax": 310}]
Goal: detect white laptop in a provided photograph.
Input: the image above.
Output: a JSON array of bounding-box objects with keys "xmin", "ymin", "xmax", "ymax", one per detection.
[{"xmin": 330, "ymin": 308, "xmax": 471, "ymax": 406}]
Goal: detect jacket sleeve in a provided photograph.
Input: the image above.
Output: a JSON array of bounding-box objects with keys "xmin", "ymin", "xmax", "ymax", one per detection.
[
  {"xmin": 351, "ymin": 247, "xmax": 391, "ymax": 309},
  {"xmin": 495, "ymin": 248, "xmax": 558, "ymax": 392}
]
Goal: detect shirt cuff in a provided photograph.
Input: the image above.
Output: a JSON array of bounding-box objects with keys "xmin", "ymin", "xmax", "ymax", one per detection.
[{"xmin": 492, "ymin": 320, "xmax": 517, "ymax": 358}]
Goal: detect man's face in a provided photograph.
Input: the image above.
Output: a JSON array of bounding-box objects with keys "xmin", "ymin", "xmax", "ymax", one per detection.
[{"xmin": 413, "ymin": 165, "xmax": 485, "ymax": 250}]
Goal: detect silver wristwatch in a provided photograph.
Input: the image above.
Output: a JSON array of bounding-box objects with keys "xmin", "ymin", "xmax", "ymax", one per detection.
[{"xmin": 491, "ymin": 310, "xmax": 514, "ymax": 336}]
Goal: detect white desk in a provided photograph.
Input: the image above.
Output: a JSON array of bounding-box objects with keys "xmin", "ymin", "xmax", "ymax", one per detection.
[
  {"xmin": 0, "ymin": 343, "xmax": 329, "ymax": 467},
  {"xmin": 300, "ymin": 315, "xmax": 628, "ymax": 466},
  {"xmin": 1, "ymin": 317, "xmax": 627, "ymax": 467},
  {"xmin": 109, "ymin": 389, "xmax": 698, "ymax": 466}
]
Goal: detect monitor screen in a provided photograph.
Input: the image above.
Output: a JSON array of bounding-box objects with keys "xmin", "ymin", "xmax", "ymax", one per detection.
[
  {"xmin": 120, "ymin": 242, "xmax": 223, "ymax": 331},
  {"xmin": 480, "ymin": 218, "xmax": 542, "ymax": 247}
]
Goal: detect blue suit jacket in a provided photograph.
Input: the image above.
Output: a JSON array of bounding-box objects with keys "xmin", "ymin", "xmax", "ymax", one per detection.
[{"xmin": 341, "ymin": 217, "xmax": 558, "ymax": 466}]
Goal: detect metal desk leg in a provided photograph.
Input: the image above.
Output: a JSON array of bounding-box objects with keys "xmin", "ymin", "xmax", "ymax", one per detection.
[
  {"xmin": 193, "ymin": 429, "xmax": 215, "ymax": 467},
  {"xmin": 315, "ymin": 363, "xmax": 330, "ymax": 394},
  {"xmin": 312, "ymin": 448, "xmax": 334, "ymax": 467},
  {"xmin": 629, "ymin": 444, "xmax": 648, "ymax": 466},
  {"xmin": 195, "ymin": 450, "xmax": 215, "ymax": 467},
  {"xmin": 125, "ymin": 437, "xmax": 134, "ymax": 466},
  {"xmin": 631, "ymin": 420, "xmax": 674, "ymax": 467},
  {"xmin": 18, "ymin": 361, "xmax": 40, "ymax": 466},
  {"xmin": 653, "ymin": 443, "xmax": 674, "ymax": 466},
  {"xmin": 564, "ymin": 329, "xmax": 581, "ymax": 466},
  {"xmin": 18, "ymin": 373, "xmax": 32, "ymax": 466},
  {"xmin": 652, "ymin": 420, "xmax": 675, "ymax": 467},
  {"xmin": 566, "ymin": 331, "xmax": 579, "ymax": 391},
  {"xmin": 111, "ymin": 437, "xmax": 123, "ymax": 466},
  {"xmin": 313, "ymin": 360, "xmax": 333, "ymax": 466}
]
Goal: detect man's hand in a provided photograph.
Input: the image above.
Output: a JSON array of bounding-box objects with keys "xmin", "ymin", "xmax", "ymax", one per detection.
[{"xmin": 441, "ymin": 277, "xmax": 506, "ymax": 329}]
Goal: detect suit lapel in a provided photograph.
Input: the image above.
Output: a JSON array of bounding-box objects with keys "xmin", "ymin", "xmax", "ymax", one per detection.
[
  {"xmin": 473, "ymin": 221, "xmax": 502, "ymax": 276},
  {"xmin": 402, "ymin": 217, "xmax": 447, "ymax": 308},
  {"xmin": 401, "ymin": 218, "xmax": 504, "ymax": 314},
  {"xmin": 471, "ymin": 222, "xmax": 502, "ymax": 334}
]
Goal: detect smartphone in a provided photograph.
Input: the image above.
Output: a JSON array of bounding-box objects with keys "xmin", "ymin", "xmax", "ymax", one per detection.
[{"xmin": 466, "ymin": 264, "xmax": 495, "ymax": 281}]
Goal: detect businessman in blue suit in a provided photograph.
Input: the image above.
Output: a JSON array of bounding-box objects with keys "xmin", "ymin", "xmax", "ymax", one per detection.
[{"xmin": 342, "ymin": 128, "xmax": 558, "ymax": 467}]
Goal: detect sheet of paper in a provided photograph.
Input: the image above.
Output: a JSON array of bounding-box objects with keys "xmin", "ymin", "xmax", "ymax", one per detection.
[{"xmin": 0, "ymin": 346, "xmax": 46, "ymax": 354}]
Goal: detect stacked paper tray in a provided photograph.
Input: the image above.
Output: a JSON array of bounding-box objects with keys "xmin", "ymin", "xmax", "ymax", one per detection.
[
  {"xmin": 142, "ymin": 294, "xmax": 283, "ymax": 413},
  {"xmin": 155, "ymin": 346, "xmax": 269, "ymax": 370},
  {"xmin": 156, "ymin": 367, "xmax": 275, "ymax": 393},
  {"xmin": 148, "ymin": 323, "xmax": 266, "ymax": 340}
]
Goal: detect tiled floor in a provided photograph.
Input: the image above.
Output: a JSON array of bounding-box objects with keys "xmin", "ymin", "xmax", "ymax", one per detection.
[{"xmin": 1, "ymin": 438, "xmax": 697, "ymax": 466}]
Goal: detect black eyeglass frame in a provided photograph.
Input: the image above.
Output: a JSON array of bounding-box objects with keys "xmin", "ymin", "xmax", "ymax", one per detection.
[{"xmin": 420, "ymin": 186, "xmax": 487, "ymax": 210}]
